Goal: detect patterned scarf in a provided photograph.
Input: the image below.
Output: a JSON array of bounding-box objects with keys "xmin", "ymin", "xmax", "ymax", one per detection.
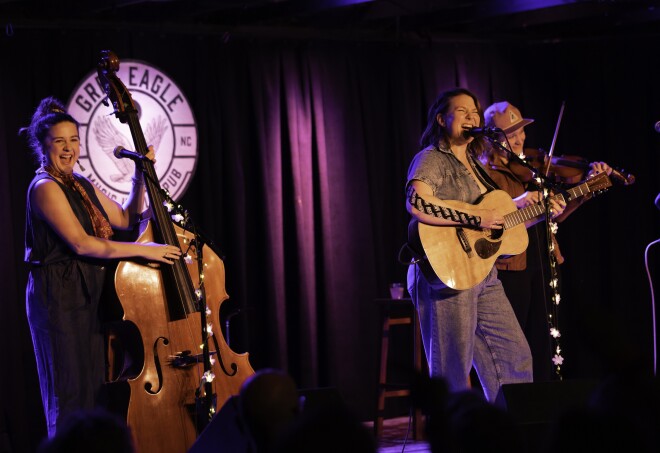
[{"xmin": 42, "ymin": 165, "xmax": 114, "ymax": 239}]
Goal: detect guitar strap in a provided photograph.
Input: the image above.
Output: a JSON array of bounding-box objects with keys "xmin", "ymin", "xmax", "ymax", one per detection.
[{"xmin": 469, "ymin": 152, "xmax": 500, "ymax": 192}]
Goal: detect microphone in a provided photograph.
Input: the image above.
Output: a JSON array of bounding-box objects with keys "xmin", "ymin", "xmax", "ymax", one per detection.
[
  {"xmin": 113, "ymin": 146, "xmax": 146, "ymax": 161},
  {"xmin": 463, "ymin": 126, "xmax": 503, "ymax": 137}
]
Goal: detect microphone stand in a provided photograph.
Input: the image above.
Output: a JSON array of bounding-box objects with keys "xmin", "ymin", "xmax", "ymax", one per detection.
[
  {"xmin": 483, "ymin": 132, "xmax": 567, "ymax": 378},
  {"xmin": 482, "ymin": 132, "xmax": 570, "ymax": 224},
  {"xmin": 648, "ymin": 193, "xmax": 660, "ymax": 376},
  {"xmin": 483, "ymin": 133, "xmax": 566, "ymax": 197}
]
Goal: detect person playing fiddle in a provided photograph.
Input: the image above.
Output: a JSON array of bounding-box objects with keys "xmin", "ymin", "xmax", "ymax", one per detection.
[
  {"xmin": 481, "ymin": 101, "xmax": 612, "ymax": 382},
  {"xmin": 21, "ymin": 97, "xmax": 182, "ymax": 437}
]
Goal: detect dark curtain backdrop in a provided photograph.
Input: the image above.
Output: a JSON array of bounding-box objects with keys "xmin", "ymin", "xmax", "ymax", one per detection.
[{"xmin": 1, "ymin": 28, "xmax": 659, "ymax": 452}]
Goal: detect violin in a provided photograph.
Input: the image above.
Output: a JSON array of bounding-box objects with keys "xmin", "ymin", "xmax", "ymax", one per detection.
[{"xmin": 508, "ymin": 147, "xmax": 635, "ymax": 186}]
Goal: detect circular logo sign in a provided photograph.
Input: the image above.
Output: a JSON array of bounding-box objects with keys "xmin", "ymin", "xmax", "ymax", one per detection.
[{"xmin": 67, "ymin": 59, "xmax": 197, "ymax": 203}]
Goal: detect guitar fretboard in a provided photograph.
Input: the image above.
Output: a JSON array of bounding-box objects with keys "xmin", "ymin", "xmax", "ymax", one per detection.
[{"xmin": 503, "ymin": 181, "xmax": 589, "ymax": 229}]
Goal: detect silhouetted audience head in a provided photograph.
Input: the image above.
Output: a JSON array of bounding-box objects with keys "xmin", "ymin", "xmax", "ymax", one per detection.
[
  {"xmin": 444, "ymin": 390, "xmax": 523, "ymax": 453},
  {"xmin": 273, "ymin": 401, "xmax": 376, "ymax": 453},
  {"xmin": 238, "ymin": 368, "xmax": 301, "ymax": 452},
  {"xmin": 410, "ymin": 373, "xmax": 450, "ymax": 451},
  {"xmin": 549, "ymin": 374, "xmax": 660, "ymax": 453},
  {"xmin": 410, "ymin": 371, "xmax": 449, "ymax": 418},
  {"xmin": 37, "ymin": 408, "xmax": 134, "ymax": 453},
  {"xmin": 411, "ymin": 374, "xmax": 523, "ymax": 453}
]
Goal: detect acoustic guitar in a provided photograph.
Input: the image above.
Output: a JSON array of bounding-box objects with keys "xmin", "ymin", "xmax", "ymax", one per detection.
[{"xmin": 417, "ymin": 172, "xmax": 612, "ymax": 290}]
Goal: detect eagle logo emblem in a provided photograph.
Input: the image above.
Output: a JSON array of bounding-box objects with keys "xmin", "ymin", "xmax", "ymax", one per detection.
[{"xmin": 66, "ymin": 59, "xmax": 198, "ymax": 204}]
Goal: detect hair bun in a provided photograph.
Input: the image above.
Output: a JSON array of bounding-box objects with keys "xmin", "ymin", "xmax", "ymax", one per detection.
[
  {"xmin": 20, "ymin": 96, "xmax": 76, "ymax": 162},
  {"xmin": 35, "ymin": 96, "xmax": 67, "ymax": 117}
]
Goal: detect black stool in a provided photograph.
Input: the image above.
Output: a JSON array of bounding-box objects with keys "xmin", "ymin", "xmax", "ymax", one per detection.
[{"xmin": 373, "ymin": 298, "xmax": 424, "ymax": 439}]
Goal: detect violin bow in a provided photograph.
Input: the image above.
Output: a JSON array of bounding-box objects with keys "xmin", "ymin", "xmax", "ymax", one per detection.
[{"xmin": 543, "ymin": 100, "xmax": 566, "ymax": 177}]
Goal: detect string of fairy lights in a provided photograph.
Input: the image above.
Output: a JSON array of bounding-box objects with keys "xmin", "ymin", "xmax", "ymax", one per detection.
[
  {"xmin": 162, "ymin": 187, "xmax": 218, "ymax": 417},
  {"xmin": 541, "ymin": 186, "xmax": 564, "ymax": 379},
  {"xmin": 509, "ymin": 148, "xmax": 565, "ymax": 379}
]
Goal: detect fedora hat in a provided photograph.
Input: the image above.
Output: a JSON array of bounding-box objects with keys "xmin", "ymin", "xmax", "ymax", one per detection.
[{"xmin": 484, "ymin": 102, "xmax": 534, "ymax": 134}]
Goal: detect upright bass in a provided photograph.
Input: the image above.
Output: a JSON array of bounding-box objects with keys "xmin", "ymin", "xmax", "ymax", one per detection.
[{"xmin": 98, "ymin": 50, "xmax": 254, "ymax": 453}]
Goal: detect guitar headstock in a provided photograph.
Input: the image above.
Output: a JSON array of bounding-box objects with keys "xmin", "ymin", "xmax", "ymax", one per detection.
[
  {"xmin": 585, "ymin": 172, "xmax": 613, "ymax": 195},
  {"xmin": 97, "ymin": 50, "xmax": 137, "ymax": 124}
]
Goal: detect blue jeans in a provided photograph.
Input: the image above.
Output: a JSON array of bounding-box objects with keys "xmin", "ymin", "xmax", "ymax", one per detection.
[{"xmin": 408, "ymin": 264, "xmax": 533, "ymax": 401}]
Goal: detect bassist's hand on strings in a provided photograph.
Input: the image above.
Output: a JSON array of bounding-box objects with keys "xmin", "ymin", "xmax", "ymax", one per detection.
[
  {"xmin": 144, "ymin": 145, "xmax": 156, "ymax": 163},
  {"xmin": 142, "ymin": 242, "xmax": 182, "ymax": 264}
]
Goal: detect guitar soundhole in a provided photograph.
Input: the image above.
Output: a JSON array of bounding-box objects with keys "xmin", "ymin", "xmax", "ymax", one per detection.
[{"xmin": 474, "ymin": 238, "xmax": 501, "ymax": 259}]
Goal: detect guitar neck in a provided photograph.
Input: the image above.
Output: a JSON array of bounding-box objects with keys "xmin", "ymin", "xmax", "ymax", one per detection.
[{"xmin": 503, "ymin": 181, "xmax": 589, "ymax": 229}]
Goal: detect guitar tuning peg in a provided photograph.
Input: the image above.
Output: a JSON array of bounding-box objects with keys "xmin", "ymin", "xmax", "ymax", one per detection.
[{"xmin": 101, "ymin": 96, "xmax": 109, "ymax": 107}]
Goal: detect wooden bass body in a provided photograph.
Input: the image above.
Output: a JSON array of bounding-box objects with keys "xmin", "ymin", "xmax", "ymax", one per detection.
[{"xmin": 114, "ymin": 221, "xmax": 253, "ymax": 452}]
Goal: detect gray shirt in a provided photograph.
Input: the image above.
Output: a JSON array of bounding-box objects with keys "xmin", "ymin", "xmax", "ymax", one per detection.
[
  {"xmin": 405, "ymin": 144, "xmax": 497, "ymax": 261},
  {"xmin": 406, "ymin": 144, "xmax": 495, "ymax": 204}
]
